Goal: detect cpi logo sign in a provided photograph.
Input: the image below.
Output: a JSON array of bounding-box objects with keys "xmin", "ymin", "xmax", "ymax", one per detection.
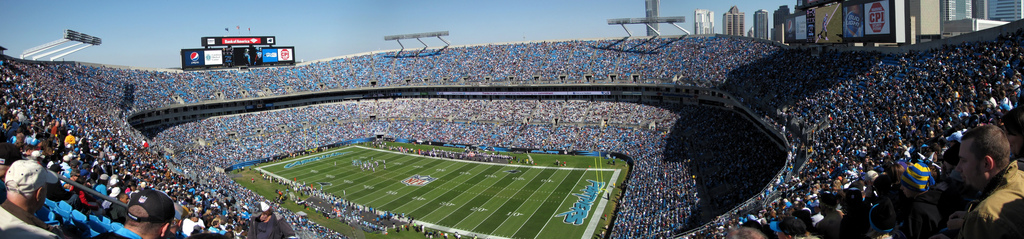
[
  {"xmin": 867, "ymin": 1, "xmax": 889, "ymax": 34},
  {"xmin": 279, "ymin": 48, "xmax": 292, "ymax": 61}
]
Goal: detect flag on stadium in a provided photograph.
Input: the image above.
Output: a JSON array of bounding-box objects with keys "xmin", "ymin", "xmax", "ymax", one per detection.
[
  {"xmin": 236, "ymin": 25, "xmax": 240, "ymax": 30},
  {"xmin": 224, "ymin": 28, "xmax": 229, "ymax": 32}
]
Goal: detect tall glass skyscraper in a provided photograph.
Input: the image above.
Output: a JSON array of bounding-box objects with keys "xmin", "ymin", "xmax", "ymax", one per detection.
[
  {"xmin": 942, "ymin": 0, "xmax": 973, "ymax": 21},
  {"xmin": 989, "ymin": 0, "xmax": 1023, "ymax": 21},
  {"xmin": 695, "ymin": 9, "xmax": 715, "ymax": 35},
  {"xmin": 754, "ymin": 9, "xmax": 770, "ymax": 39}
]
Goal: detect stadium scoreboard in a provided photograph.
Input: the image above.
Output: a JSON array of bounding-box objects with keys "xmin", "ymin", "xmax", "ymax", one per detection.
[
  {"xmin": 787, "ymin": 0, "xmax": 906, "ymax": 44},
  {"xmin": 181, "ymin": 36, "xmax": 295, "ymax": 70}
]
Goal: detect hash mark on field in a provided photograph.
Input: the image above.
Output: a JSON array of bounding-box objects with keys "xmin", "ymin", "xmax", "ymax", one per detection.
[
  {"xmin": 486, "ymin": 175, "xmax": 497, "ymax": 178},
  {"xmin": 514, "ymin": 177, "xmax": 525, "ymax": 180},
  {"xmin": 325, "ymin": 175, "xmax": 335, "ymax": 178},
  {"xmin": 392, "ymin": 162, "xmax": 403, "ymax": 165},
  {"xmin": 414, "ymin": 165, "xmax": 424, "ymax": 168},
  {"xmin": 310, "ymin": 170, "xmax": 318, "ymax": 173}
]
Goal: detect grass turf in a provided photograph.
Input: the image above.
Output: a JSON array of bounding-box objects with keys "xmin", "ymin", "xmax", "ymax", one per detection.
[{"xmin": 237, "ymin": 143, "xmax": 629, "ymax": 239}]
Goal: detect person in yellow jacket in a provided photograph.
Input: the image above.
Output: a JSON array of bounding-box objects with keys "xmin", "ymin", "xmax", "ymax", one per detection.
[
  {"xmin": 936, "ymin": 125, "xmax": 1024, "ymax": 239},
  {"xmin": 64, "ymin": 131, "xmax": 76, "ymax": 148}
]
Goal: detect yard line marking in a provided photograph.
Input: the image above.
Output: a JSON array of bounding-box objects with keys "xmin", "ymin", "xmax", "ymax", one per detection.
[
  {"xmin": 483, "ymin": 168, "xmax": 572, "ymax": 235},
  {"xmin": 355, "ymin": 146, "xmax": 615, "ymax": 171},
  {"xmin": 520, "ymin": 169, "xmax": 589, "ymax": 238}
]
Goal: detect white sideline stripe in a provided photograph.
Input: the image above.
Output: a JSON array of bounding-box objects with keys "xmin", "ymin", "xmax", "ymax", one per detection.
[
  {"xmin": 581, "ymin": 169, "xmax": 621, "ymax": 239},
  {"xmin": 416, "ymin": 221, "xmax": 512, "ymax": 239}
]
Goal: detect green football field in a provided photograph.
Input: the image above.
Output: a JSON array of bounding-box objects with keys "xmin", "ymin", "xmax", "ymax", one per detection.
[{"xmin": 257, "ymin": 145, "xmax": 620, "ymax": 239}]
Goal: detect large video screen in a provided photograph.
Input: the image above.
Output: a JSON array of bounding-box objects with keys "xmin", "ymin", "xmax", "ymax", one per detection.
[
  {"xmin": 812, "ymin": 2, "xmax": 844, "ymax": 43},
  {"xmin": 842, "ymin": 0, "xmax": 905, "ymax": 43},
  {"xmin": 201, "ymin": 36, "xmax": 277, "ymax": 46},
  {"xmin": 180, "ymin": 48, "xmax": 227, "ymax": 68},
  {"xmin": 231, "ymin": 46, "xmax": 295, "ymax": 67}
]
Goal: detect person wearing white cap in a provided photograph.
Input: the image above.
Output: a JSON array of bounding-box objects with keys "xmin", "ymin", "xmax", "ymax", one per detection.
[
  {"xmin": 248, "ymin": 201, "xmax": 295, "ymax": 239},
  {"xmin": 0, "ymin": 160, "xmax": 63, "ymax": 238}
]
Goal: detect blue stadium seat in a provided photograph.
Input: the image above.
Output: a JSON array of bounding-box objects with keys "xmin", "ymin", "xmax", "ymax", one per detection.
[
  {"xmin": 110, "ymin": 222, "xmax": 124, "ymax": 232},
  {"xmin": 87, "ymin": 215, "xmax": 112, "ymax": 233},
  {"xmin": 34, "ymin": 205, "xmax": 59, "ymax": 225}
]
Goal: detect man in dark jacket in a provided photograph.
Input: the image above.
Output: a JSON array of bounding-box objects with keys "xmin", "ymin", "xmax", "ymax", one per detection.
[
  {"xmin": 247, "ymin": 202, "xmax": 295, "ymax": 239},
  {"xmin": 814, "ymin": 192, "xmax": 842, "ymax": 239},
  {"xmin": 898, "ymin": 162, "xmax": 942, "ymax": 239}
]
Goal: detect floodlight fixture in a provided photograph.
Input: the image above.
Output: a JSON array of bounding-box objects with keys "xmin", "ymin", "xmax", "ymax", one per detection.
[
  {"xmin": 21, "ymin": 29, "xmax": 101, "ymax": 61},
  {"xmin": 607, "ymin": 16, "xmax": 690, "ymax": 37},
  {"xmin": 384, "ymin": 31, "xmax": 450, "ymax": 57}
]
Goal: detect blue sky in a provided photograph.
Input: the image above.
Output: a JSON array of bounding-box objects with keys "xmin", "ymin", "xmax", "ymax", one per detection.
[{"xmin": 0, "ymin": 0, "xmax": 794, "ymax": 68}]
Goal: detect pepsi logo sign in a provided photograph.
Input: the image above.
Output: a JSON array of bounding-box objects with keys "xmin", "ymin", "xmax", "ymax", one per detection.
[{"xmin": 190, "ymin": 52, "xmax": 199, "ymax": 61}]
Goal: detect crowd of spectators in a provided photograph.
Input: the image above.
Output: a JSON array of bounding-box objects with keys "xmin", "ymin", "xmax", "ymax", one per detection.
[
  {"xmin": 0, "ymin": 57, "xmax": 347, "ymax": 238},
  {"xmin": 47, "ymin": 37, "xmax": 780, "ymax": 114},
  {"xmin": 5, "ymin": 27, "xmax": 1024, "ymax": 239}
]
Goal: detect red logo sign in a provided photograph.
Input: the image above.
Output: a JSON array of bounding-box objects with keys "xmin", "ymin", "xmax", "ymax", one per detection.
[
  {"xmin": 221, "ymin": 37, "xmax": 261, "ymax": 44},
  {"xmin": 279, "ymin": 49, "xmax": 292, "ymax": 61},
  {"xmin": 868, "ymin": 2, "xmax": 885, "ymax": 33}
]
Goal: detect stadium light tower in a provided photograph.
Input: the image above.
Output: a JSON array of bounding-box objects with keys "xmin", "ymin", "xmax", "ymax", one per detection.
[
  {"xmin": 601, "ymin": 17, "xmax": 690, "ymax": 53},
  {"xmin": 384, "ymin": 31, "xmax": 450, "ymax": 57},
  {"xmin": 20, "ymin": 29, "xmax": 102, "ymax": 61},
  {"xmin": 607, "ymin": 17, "xmax": 690, "ymax": 37}
]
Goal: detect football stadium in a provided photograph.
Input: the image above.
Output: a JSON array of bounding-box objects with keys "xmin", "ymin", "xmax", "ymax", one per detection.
[{"xmin": 3, "ymin": 1, "xmax": 1024, "ymax": 239}]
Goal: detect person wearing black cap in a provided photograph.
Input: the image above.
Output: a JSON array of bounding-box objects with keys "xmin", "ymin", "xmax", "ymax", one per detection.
[
  {"xmin": 933, "ymin": 142, "xmax": 968, "ymax": 229},
  {"xmin": 94, "ymin": 189, "xmax": 180, "ymax": 239},
  {"xmin": 0, "ymin": 142, "xmax": 23, "ymax": 181},
  {"xmin": 867, "ymin": 197, "xmax": 905, "ymax": 239},
  {"xmin": 771, "ymin": 217, "xmax": 819, "ymax": 239},
  {"xmin": 815, "ymin": 192, "xmax": 842, "ymax": 239},
  {"xmin": 840, "ymin": 181, "xmax": 872, "ymax": 239}
]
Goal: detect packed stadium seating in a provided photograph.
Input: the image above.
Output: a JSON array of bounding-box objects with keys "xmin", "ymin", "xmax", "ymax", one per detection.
[{"xmin": 5, "ymin": 27, "xmax": 1024, "ymax": 238}]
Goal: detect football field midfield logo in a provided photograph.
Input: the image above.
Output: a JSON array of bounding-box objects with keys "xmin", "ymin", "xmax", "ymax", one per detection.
[{"xmin": 402, "ymin": 174, "xmax": 438, "ymax": 186}]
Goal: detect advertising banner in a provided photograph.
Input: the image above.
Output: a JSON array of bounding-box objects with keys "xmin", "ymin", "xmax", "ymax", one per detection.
[
  {"xmin": 844, "ymin": 4, "xmax": 865, "ymax": 37},
  {"xmin": 183, "ymin": 50, "xmax": 204, "ymax": 67},
  {"xmin": 262, "ymin": 48, "xmax": 278, "ymax": 63},
  {"xmin": 436, "ymin": 91, "xmax": 611, "ymax": 96},
  {"xmin": 204, "ymin": 50, "xmax": 222, "ymax": 65},
  {"xmin": 278, "ymin": 48, "xmax": 293, "ymax": 61},
  {"xmin": 865, "ymin": 0, "xmax": 890, "ymax": 35},
  {"xmin": 796, "ymin": 16, "xmax": 807, "ymax": 40}
]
